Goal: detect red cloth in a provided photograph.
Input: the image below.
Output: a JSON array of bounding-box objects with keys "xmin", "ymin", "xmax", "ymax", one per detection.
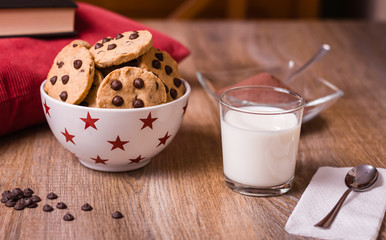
[{"xmin": 0, "ymin": 2, "xmax": 190, "ymax": 136}]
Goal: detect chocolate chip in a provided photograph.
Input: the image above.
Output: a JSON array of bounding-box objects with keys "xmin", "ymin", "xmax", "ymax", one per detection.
[
  {"xmin": 56, "ymin": 202, "xmax": 67, "ymax": 209},
  {"xmin": 95, "ymin": 43, "xmax": 103, "ymax": 49},
  {"xmin": 12, "ymin": 188, "xmax": 24, "ymax": 199},
  {"xmin": 16, "ymin": 198, "xmax": 27, "ymax": 207},
  {"xmin": 107, "ymin": 44, "xmax": 117, "ymax": 50},
  {"xmin": 63, "ymin": 213, "xmax": 75, "ymax": 221},
  {"xmin": 155, "ymin": 53, "xmax": 163, "ymax": 61},
  {"xmin": 73, "ymin": 44, "xmax": 78, "ymax": 47},
  {"xmin": 5, "ymin": 200, "xmax": 16, "ymax": 207},
  {"xmin": 116, "ymin": 33, "xmax": 124, "ymax": 39},
  {"xmin": 61, "ymin": 75, "xmax": 69, "ymax": 84},
  {"xmin": 164, "ymin": 84, "xmax": 169, "ymax": 93},
  {"xmin": 132, "ymin": 99, "xmax": 144, "ymax": 108},
  {"xmin": 112, "ymin": 211, "xmax": 123, "ymax": 219},
  {"xmin": 57, "ymin": 61, "xmax": 64, "ymax": 68},
  {"xmin": 59, "ymin": 91, "xmax": 68, "ymax": 101},
  {"xmin": 50, "ymin": 76, "xmax": 57, "ymax": 85},
  {"xmin": 173, "ymin": 78, "xmax": 182, "ymax": 87},
  {"xmin": 23, "ymin": 188, "xmax": 34, "ymax": 198},
  {"xmin": 27, "ymin": 202, "xmax": 38, "ymax": 208},
  {"xmin": 152, "ymin": 60, "xmax": 161, "ymax": 69},
  {"xmin": 43, "ymin": 204, "xmax": 54, "ymax": 212},
  {"xmin": 2, "ymin": 190, "xmax": 14, "ymax": 200},
  {"xmin": 165, "ymin": 65, "xmax": 173, "ymax": 75},
  {"xmin": 47, "ymin": 192, "xmax": 58, "ymax": 200},
  {"xmin": 102, "ymin": 37, "xmax": 111, "ymax": 43},
  {"xmin": 73, "ymin": 59, "xmax": 82, "ymax": 69},
  {"xmin": 129, "ymin": 32, "xmax": 139, "ymax": 39},
  {"xmin": 14, "ymin": 203, "xmax": 25, "ymax": 210},
  {"xmin": 112, "ymin": 96, "xmax": 124, "ymax": 106},
  {"xmin": 23, "ymin": 198, "xmax": 33, "ymax": 207},
  {"xmin": 79, "ymin": 101, "xmax": 89, "ymax": 107},
  {"xmin": 111, "ymin": 80, "xmax": 122, "ymax": 91},
  {"xmin": 133, "ymin": 78, "xmax": 144, "ymax": 89},
  {"xmin": 1, "ymin": 197, "xmax": 8, "ymax": 203},
  {"xmin": 31, "ymin": 195, "xmax": 41, "ymax": 202},
  {"xmin": 170, "ymin": 89, "xmax": 178, "ymax": 99},
  {"xmin": 81, "ymin": 203, "xmax": 93, "ymax": 211}
]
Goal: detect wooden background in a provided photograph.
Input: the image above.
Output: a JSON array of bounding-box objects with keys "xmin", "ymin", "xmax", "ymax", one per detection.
[{"xmin": 0, "ymin": 20, "xmax": 385, "ymax": 239}]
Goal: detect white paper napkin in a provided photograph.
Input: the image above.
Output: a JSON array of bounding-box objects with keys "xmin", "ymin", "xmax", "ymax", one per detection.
[{"xmin": 285, "ymin": 166, "xmax": 386, "ymax": 240}]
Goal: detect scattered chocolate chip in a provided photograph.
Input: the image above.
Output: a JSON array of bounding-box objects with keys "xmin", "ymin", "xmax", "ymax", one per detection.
[
  {"xmin": 155, "ymin": 52, "xmax": 163, "ymax": 61},
  {"xmin": 50, "ymin": 76, "xmax": 57, "ymax": 85},
  {"xmin": 79, "ymin": 101, "xmax": 89, "ymax": 107},
  {"xmin": 27, "ymin": 202, "xmax": 38, "ymax": 208},
  {"xmin": 14, "ymin": 203, "xmax": 25, "ymax": 210},
  {"xmin": 132, "ymin": 99, "xmax": 144, "ymax": 108},
  {"xmin": 95, "ymin": 43, "xmax": 103, "ymax": 49},
  {"xmin": 31, "ymin": 195, "xmax": 41, "ymax": 202},
  {"xmin": 73, "ymin": 44, "xmax": 78, "ymax": 47},
  {"xmin": 107, "ymin": 44, "xmax": 117, "ymax": 50},
  {"xmin": 133, "ymin": 78, "xmax": 144, "ymax": 89},
  {"xmin": 43, "ymin": 204, "xmax": 54, "ymax": 212},
  {"xmin": 111, "ymin": 80, "xmax": 122, "ymax": 91},
  {"xmin": 112, "ymin": 96, "xmax": 124, "ymax": 106},
  {"xmin": 5, "ymin": 200, "xmax": 16, "ymax": 207},
  {"xmin": 63, "ymin": 213, "xmax": 75, "ymax": 221},
  {"xmin": 173, "ymin": 78, "xmax": 182, "ymax": 87},
  {"xmin": 165, "ymin": 65, "xmax": 173, "ymax": 75},
  {"xmin": 129, "ymin": 32, "xmax": 139, "ymax": 40},
  {"xmin": 2, "ymin": 190, "xmax": 13, "ymax": 200},
  {"xmin": 170, "ymin": 89, "xmax": 178, "ymax": 99},
  {"xmin": 59, "ymin": 91, "xmax": 68, "ymax": 101},
  {"xmin": 61, "ymin": 75, "xmax": 69, "ymax": 84},
  {"xmin": 102, "ymin": 37, "xmax": 111, "ymax": 43},
  {"xmin": 1, "ymin": 197, "xmax": 8, "ymax": 203},
  {"xmin": 56, "ymin": 202, "xmax": 67, "ymax": 209},
  {"xmin": 81, "ymin": 203, "xmax": 93, "ymax": 211},
  {"xmin": 12, "ymin": 188, "xmax": 24, "ymax": 199},
  {"xmin": 73, "ymin": 59, "xmax": 82, "ymax": 69},
  {"xmin": 57, "ymin": 61, "xmax": 64, "ymax": 68},
  {"xmin": 164, "ymin": 84, "xmax": 169, "ymax": 93},
  {"xmin": 47, "ymin": 192, "xmax": 58, "ymax": 200},
  {"xmin": 23, "ymin": 198, "xmax": 33, "ymax": 207},
  {"xmin": 152, "ymin": 60, "xmax": 161, "ymax": 69},
  {"xmin": 112, "ymin": 211, "xmax": 123, "ymax": 219},
  {"xmin": 23, "ymin": 188, "xmax": 34, "ymax": 198},
  {"xmin": 116, "ymin": 33, "xmax": 124, "ymax": 39}
]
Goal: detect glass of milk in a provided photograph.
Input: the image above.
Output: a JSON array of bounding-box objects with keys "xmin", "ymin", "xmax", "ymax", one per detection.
[{"xmin": 219, "ymin": 86, "xmax": 304, "ymax": 196}]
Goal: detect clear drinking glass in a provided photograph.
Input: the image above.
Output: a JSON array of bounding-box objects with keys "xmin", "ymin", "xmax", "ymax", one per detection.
[{"xmin": 219, "ymin": 86, "xmax": 304, "ymax": 196}]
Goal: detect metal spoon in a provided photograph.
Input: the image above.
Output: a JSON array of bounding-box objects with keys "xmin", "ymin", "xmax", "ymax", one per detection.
[
  {"xmin": 315, "ymin": 164, "xmax": 379, "ymax": 229},
  {"xmin": 285, "ymin": 44, "xmax": 331, "ymax": 84}
]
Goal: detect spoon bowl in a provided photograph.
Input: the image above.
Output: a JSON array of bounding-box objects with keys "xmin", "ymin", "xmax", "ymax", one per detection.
[{"xmin": 315, "ymin": 164, "xmax": 379, "ymax": 228}]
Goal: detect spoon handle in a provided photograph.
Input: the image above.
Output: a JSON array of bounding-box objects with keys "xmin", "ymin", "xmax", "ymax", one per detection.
[{"xmin": 314, "ymin": 188, "xmax": 352, "ymax": 229}]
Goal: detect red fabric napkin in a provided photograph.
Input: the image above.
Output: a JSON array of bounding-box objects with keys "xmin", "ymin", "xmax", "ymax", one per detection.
[{"xmin": 0, "ymin": 2, "xmax": 190, "ymax": 136}]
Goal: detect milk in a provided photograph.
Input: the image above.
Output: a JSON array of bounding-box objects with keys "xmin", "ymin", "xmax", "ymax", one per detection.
[{"xmin": 221, "ymin": 106, "xmax": 301, "ymax": 187}]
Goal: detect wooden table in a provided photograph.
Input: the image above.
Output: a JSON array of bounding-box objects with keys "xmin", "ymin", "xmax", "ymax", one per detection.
[{"xmin": 1, "ymin": 21, "xmax": 385, "ymax": 239}]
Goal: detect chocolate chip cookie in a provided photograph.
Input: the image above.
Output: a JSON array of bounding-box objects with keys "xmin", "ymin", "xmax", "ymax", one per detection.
[
  {"xmin": 44, "ymin": 40, "xmax": 95, "ymax": 104},
  {"xmin": 80, "ymin": 70, "xmax": 103, "ymax": 107},
  {"xmin": 96, "ymin": 67, "xmax": 166, "ymax": 109},
  {"xmin": 90, "ymin": 30, "xmax": 153, "ymax": 68},
  {"xmin": 138, "ymin": 47, "xmax": 185, "ymax": 102}
]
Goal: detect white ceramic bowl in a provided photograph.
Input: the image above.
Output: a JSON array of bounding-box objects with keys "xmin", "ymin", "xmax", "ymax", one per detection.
[{"xmin": 40, "ymin": 80, "xmax": 190, "ymax": 172}]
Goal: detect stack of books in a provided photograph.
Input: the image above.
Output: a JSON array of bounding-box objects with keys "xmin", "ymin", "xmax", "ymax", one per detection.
[{"xmin": 0, "ymin": 0, "xmax": 77, "ymax": 37}]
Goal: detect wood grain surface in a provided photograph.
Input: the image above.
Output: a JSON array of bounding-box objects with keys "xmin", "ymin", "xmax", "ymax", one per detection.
[{"xmin": 0, "ymin": 21, "xmax": 385, "ymax": 239}]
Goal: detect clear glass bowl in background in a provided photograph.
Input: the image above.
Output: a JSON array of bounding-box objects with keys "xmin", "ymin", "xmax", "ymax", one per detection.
[{"xmin": 196, "ymin": 61, "xmax": 344, "ymax": 123}]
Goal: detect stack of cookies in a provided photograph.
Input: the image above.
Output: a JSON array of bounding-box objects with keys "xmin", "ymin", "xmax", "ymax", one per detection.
[{"xmin": 44, "ymin": 30, "xmax": 186, "ymax": 109}]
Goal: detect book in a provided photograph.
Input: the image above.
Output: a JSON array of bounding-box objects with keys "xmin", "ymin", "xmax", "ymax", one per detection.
[{"xmin": 0, "ymin": 0, "xmax": 78, "ymax": 38}]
